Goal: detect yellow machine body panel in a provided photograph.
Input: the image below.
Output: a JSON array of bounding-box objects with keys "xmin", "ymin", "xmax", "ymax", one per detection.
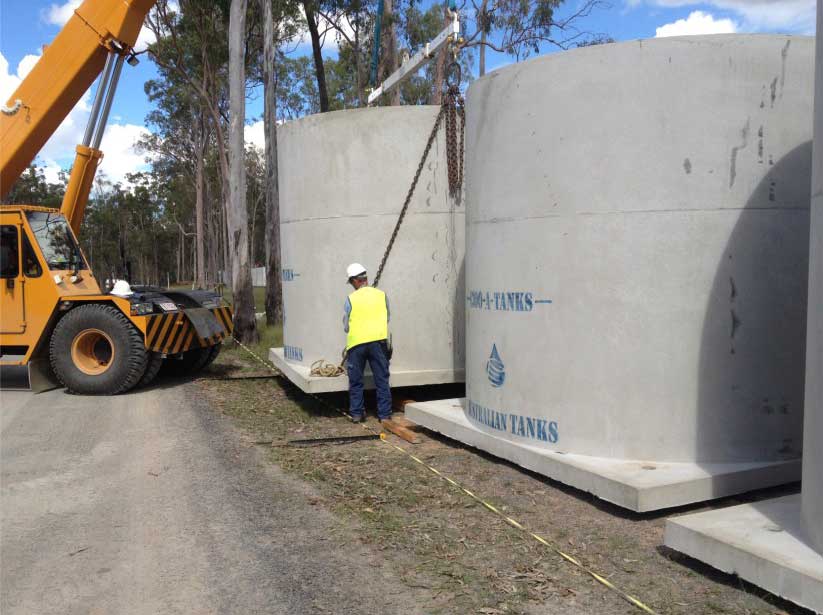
[
  {"xmin": 1, "ymin": 205, "xmax": 110, "ymax": 363},
  {"xmin": 0, "ymin": 206, "xmax": 233, "ymax": 368},
  {"xmin": 0, "ymin": 0, "xmax": 233, "ymax": 394}
]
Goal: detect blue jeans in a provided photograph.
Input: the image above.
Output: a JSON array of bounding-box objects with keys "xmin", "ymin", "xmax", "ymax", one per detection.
[{"xmin": 347, "ymin": 340, "xmax": 392, "ymax": 420}]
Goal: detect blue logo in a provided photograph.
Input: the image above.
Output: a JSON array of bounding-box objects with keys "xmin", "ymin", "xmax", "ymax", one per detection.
[{"xmin": 486, "ymin": 343, "xmax": 505, "ymax": 387}]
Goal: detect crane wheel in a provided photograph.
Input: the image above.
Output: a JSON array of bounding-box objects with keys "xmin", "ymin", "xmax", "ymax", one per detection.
[
  {"xmin": 137, "ymin": 352, "xmax": 164, "ymax": 388},
  {"xmin": 202, "ymin": 344, "xmax": 221, "ymax": 369},
  {"xmin": 50, "ymin": 304, "xmax": 148, "ymax": 395},
  {"xmin": 161, "ymin": 346, "xmax": 214, "ymax": 377}
]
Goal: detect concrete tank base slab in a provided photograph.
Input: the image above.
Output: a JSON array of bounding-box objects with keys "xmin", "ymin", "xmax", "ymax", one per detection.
[
  {"xmin": 269, "ymin": 348, "xmax": 464, "ymax": 394},
  {"xmin": 665, "ymin": 495, "xmax": 823, "ymax": 613},
  {"xmin": 405, "ymin": 399, "xmax": 801, "ymax": 512}
]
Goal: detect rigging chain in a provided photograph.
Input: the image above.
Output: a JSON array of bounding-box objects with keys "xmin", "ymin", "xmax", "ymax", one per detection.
[{"xmin": 311, "ymin": 68, "xmax": 465, "ymax": 378}]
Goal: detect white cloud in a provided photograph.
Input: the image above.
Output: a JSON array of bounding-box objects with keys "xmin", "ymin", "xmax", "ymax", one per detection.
[
  {"xmin": 287, "ymin": 7, "xmax": 356, "ymax": 53},
  {"xmin": 17, "ymin": 54, "xmax": 42, "ymax": 78},
  {"xmin": 244, "ymin": 120, "xmax": 266, "ymax": 151},
  {"xmin": 0, "ymin": 54, "xmax": 21, "ymax": 103},
  {"xmin": 134, "ymin": 26, "xmax": 157, "ymax": 53},
  {"xmin": 1, "ymin": 51, "xmax": 149, "ymax": 187},
  {"xmin": 43, "ymin": 0, "xmax": 81, "ymax": 26},
  {"xmin": 656, "ymin": 10, "xmax": 738, "ymax": 37},
  {"xmin": 632, "ymin": 0, "xmax": 815, "ymax": 33},
  {"xmin": 43, "ymin": 0, "xmax": 158, "ymax": 52},
  {"xmin": 97, "ymin": 123, "xmax": 151, "ymax": 183}
]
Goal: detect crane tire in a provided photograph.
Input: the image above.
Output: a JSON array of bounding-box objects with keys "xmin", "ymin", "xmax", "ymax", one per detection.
[
  {"xmin": 138, "ymin": 352, "xmax": 164, "ymax": 388},
  {"xmin": 161, "ymin": 346, "xmax": 212, "ymax": 376},
  {"xmin": 50, "ymin": 304, "xmax": 148, "ymax": 395},
  {"xmin": 202, "ymin": 344, "xmax": 221, "ymax": 369}
]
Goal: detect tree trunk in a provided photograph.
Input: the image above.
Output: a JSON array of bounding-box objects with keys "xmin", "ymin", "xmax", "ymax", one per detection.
[
  {"xmin": 260, "ymin": 0, "xmax": 283, "ymax": 325},
  {"xmin": 194, "ymin": 114, "xmax": 207, "ymax": 288},
  {"xmin": 479, "ymin": 0, "xmax": 488, "ymax": 77},
  {"xmin": 228, "ymin": 0, "xmax": 259, "ymax": 343},
  {"xmin": 383, "ymin": 0, "xmax": 400, "ymax": 105},
  {"xmin": 354, "ymin": 26, "xmax": 365, "ymax": 106},
  {"xmin": 304, "ymin": 0, "xmax": 330, "ymax": 112},
  {"xmin": 432, "ymin": 6, "xmax": 449, "ymax": 104},
  {"xmin": 176, "ymin": 227, "xmax": 182, "ymax": 283},
  {"xmin": 223, "ymin": 193, "xmax": 230, "ymax": 283}
]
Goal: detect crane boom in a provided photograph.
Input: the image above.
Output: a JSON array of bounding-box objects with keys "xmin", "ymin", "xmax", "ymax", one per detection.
[{"xmin": 0, "ymin": 0, "xmax": 155, "ymax": 202}]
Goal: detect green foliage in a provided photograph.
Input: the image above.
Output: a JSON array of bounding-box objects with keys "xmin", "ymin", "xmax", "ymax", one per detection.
[
  {"xmin": 12, "ymin": 0, "xmax": 607, "ymax": 295},
  {"xmin": 80, "ymin": 172, "xmax": 178, "ymax": 286},
  {"xmin": 2, "ymin": 164, "xmax": 66, "ymax": 207}
]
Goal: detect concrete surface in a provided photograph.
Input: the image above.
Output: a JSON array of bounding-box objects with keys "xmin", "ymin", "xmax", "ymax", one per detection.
[
  {"xmin": 803, "ymin": 0, "xmax": 823, "ymax": 555},
  {"xmin": 269, "ymin": 346, "xmax": 464, "ymax": 393},
  {"xmin": 663, "ymin": 17, "xmax": 823, "ymax": 613},
  {"xmin": 460, "ymin": 36, "xmax": 812, "ymax": 470},
  {"xmin": 276, "ymin": 106, "xmax": 465, "ymax": 392},
  {"xmin": 0, "ymin": 386, "xmax": 425, "ymax": 615},
  {"xmin": 407, "ymin": 399, "xmax": 801, "ymax": 512},
  {"xmin": 665, "ymin": 495, "xmax": 823, "ymax": 613}
]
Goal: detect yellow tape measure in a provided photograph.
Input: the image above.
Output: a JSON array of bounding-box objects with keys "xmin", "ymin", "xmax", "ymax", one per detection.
[{"xmin": 231, "ymin": 337, "xmax": 658, "ymax": 615}]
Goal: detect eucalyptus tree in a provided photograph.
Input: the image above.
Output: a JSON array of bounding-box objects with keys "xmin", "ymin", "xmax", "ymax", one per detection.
[
  {"xmin": 227, "ymin": 0, "xmax": 259, "ymax": 343},
  {"xmin": 464, "ymin": 0, "xmax": 608, "ymax": 76}
]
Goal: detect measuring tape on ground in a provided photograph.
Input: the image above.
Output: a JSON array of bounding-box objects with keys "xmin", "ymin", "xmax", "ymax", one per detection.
[{"xmin": 229, "ymin": 337, "xmax": 658, "ymax": 615}]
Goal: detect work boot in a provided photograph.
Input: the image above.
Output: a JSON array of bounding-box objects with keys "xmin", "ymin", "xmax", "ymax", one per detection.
[{"xmin": 350, "ymin": 413, "xmax": 365, "ymax": 423}]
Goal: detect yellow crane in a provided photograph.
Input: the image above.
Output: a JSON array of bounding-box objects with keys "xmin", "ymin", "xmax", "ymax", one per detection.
[{"xmin": 0, "ymin": 0, "xmax": 233, "ymax": 394}]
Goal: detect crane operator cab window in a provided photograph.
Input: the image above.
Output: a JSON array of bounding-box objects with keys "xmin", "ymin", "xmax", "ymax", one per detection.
[
  {"xmin": 25, "ymin": 211, "xmax": 86, "ymax": 272},
  {"xmin": 21, "ymin": 233, "xmax": 42, "ymax": 278},
  {"xmin": 0, "ymin": 226, "xmax": 20, "ymax": 280}
]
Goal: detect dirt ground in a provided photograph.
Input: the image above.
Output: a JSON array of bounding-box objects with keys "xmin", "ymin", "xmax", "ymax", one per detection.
[{"xmin": 196, "ymin": 344, "xmax": 810, "ymax": 615}]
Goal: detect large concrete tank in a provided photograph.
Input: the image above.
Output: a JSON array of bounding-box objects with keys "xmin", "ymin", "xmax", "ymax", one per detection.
[
  {"xmin": 408, "ymin": 34, "xmax": 813, "ymax": 512},
  {"xmin": 665, "ymin": 26, "xmax": 823, "ymax": 614},
  {"xmin": 269, "ymin": 107, "xmax": 465, "ymax": 393},
  {"xmin": 803, "ymin": 2, "xmax": 823, "ymax": 556}
]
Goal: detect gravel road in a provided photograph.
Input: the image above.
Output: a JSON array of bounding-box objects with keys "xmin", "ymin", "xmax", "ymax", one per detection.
[{"xmin": 1, "ymin": 383, "xmax": 425, "ymax": 615}]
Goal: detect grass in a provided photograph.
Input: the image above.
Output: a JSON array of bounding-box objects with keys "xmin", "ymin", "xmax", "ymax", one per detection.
[
  {"xmin": 169, "ymin": 283, "xmax": 280, "ymax": 362},
  {"xmin": 218, "ymin": 286, "xmax": 268, "ymax": 313},
  {"xmin": 196, "ymin": 340, "xmax": 808, "ymax": 615},
  {"xmin": 221, "ymin": 321, "xmax": 283, "ymax": 368}
]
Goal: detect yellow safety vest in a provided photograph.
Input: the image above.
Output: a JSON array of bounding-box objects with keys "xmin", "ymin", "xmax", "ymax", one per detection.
[{"xmin": 347, "ymin": 286, "xmax": 388, "ymax": 350}]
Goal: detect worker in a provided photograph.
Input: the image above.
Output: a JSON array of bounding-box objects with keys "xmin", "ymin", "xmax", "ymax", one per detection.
[{"xmin": 343, "ymin": 263, "xmax": 392, "ymax": 422}]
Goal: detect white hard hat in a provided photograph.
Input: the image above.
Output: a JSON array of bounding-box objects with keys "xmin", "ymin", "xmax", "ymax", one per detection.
[
  {"xmin": 110, "ymin": 279, "xmax": 133, "ymax": 297},
  {"xmin": 346, "ymin": 263, "xmax": 367, "ymax": 281}
]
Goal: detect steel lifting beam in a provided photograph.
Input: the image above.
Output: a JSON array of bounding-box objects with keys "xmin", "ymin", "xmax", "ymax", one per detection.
[{"xmin": 367, "ymin": 12, "xmax": 459, "ymax": 105}]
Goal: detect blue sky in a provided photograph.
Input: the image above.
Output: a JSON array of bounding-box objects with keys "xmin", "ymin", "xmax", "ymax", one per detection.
[{"xmin": 0, "ymin": 0, "xmax": 816, "ymax": 184}]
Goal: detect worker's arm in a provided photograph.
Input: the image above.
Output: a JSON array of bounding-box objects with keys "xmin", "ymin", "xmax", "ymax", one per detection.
[
  {"xmin": 385, "ymin": 294, "xmax": 390, "ymax": 323},
  {"xmin": 0, "ymin": 0, "xmax": 155, "ymax": 199},
  {"xmin": 343, "ymin": 297, "xmax": 352, "ymax": 333}
]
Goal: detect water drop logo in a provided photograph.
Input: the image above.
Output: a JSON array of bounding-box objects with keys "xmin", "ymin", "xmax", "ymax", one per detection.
[{"xmin": 486, "ymin": 343, "xmax": 505, "ymax": 388}]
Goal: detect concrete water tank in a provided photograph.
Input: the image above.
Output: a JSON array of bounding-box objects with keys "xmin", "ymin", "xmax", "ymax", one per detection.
[
  {"xmin": 665, "ymin": 26, "xmax": 823, "ymax": 614},
  {"xmin": 408, "ymin": 34, "xmax": 813, "ymax": 512},
  {"xmin": 803, "ymin": 8, "xmax": 823, "ymax": 553},
  {"xmin": 269, "ymin": 107, "xmax": 465, "ymax": 393}
]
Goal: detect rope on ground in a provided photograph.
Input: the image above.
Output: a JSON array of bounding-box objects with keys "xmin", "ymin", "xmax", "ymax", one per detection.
[
  {"xmin": 309, "ymin": 359, "xmax": 345, "ymax": 378},
  {"xmin": 228, "ymin": 337, "xmax": 658, "ymax": 615}
]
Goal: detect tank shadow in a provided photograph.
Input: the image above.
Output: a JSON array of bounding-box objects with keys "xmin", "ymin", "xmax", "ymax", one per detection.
[
  {"xmin": 452, "ymin": 256, "xmax": 466, "ymax": 377},
  {"xmin": 696, "ymin": 141, "xmax": 812, "ymax": 544}
]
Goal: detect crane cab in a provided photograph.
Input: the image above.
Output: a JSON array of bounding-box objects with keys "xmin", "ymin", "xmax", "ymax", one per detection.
[{"xmin": 0, "ymin": 205, "xmax": 232, "ymax": 394}]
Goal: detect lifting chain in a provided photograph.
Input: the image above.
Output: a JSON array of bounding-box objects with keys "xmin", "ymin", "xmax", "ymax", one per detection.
[
  {"xmin": 373, "ymin": 71, "xmax": 465, "ymax": 287},
  {"xmin": 373, "ymin": 105, "xmax": 446, "ymax": 288},
  {"xmin": 443, "ymin": 62, "xmax": 465, "ymax": 201},
  {"xmin": 312, "ymin": 58, "xmax": 465, "ymax": 378}
]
